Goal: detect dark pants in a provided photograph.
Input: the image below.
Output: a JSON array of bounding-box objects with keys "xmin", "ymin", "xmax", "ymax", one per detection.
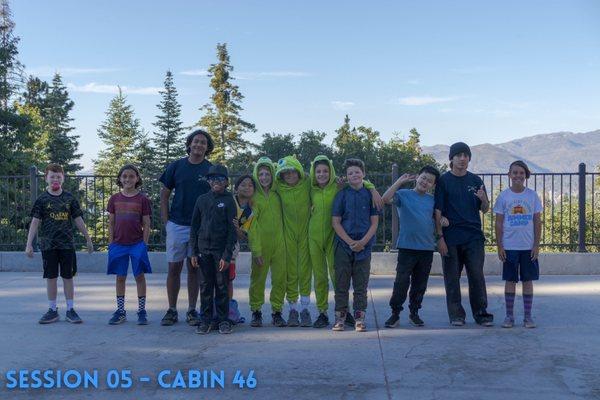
[
  {"xmin": 389, "ymin": 249, "xmax": 433, "ymax": 314},
  {"xmin": 197, "ymin": 253, "xmax": 230, "ymax": 323},
  {"xmin": 441, "ymin": 239, "xmax": 491, "ymax": 323},
  {"xmin": 334, "ymin": 244, "xmax": 371, "ymax": 313}
]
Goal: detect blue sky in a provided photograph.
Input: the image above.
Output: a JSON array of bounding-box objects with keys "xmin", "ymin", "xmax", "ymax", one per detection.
[{"xmin": 12, "ymin": 0, "xmax": 600, "ymax": 169}]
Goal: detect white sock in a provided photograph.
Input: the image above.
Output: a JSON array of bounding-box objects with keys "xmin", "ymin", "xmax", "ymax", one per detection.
[
  {"xmin": 66, "ymin": 299, "xmax": 74, "ymax": 310},
  {"xmin": 289, "ymin": 302, "xmax": 297, "ymax": 311},
  {"xmin": 300, "ymin": 295, "xmax": 310, "ymax": 309},
  {"xmin": 49, "ymin": 300, "xmax": 57, "ymax": 311}
]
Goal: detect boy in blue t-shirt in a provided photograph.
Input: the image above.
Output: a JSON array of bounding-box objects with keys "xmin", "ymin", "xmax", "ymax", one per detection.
[
  {"xmin": 331, "ymin": 159, "xmax": 379, "ymax": 332},
  {"xmin": 494, "ymin": 160, "xmax": 542, "ymax": 329},
  {"xmin": 381, "ymin": 166, "xmax": 441, "ymax": 328}
]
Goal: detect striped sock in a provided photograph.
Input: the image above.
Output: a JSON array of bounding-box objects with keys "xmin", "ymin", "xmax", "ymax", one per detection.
[
  {"xmin": 117, "ymin": 296, "xmax": 125, "ymax": 312},
  {"xmin": 523, "ymin": 294, "xmax": 533, "ymax": 318},
  {"xmin": 505, "ymin": 292, "xmax": 516, "ymax": 318},
  {"xmin": 138, "ymin": 296, "xmax": 146, "ymax": 312}
]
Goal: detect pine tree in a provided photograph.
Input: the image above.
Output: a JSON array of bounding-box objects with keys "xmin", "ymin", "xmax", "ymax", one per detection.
[
  {"xmin": 0, "ymin": 0, "xmax": 23, "ymax": 110},
  {"xmin": 153, "ymin": 70, "xmax": 185, "ymax": 167},
  {"xmin": 198, "ymin": 43, "xmax": 256, "ymax": 163},
  {"xmin": 45, "ymin": 73, "xmax": 81, "ymax": 174},
  {"xmin": 94, "ymin": 88, "xmax": 142, "ymax": 176}
]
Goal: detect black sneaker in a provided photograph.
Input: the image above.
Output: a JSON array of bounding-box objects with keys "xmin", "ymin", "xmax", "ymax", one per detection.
[
  {"xmin": 66, "ymin": 309, "xmax": 82, "ymax": 324},
  {"xmin": 345, "ymin": 311, "xmax": 355, "ymax": 327},
  {"xmin": 475, "ymin": 312, "xmax": 494, "ymax": 327},
  {"xmin": 186, "ymin": 309, "xmax": 200, "ymax": 326},
  {"xmin": 161, "ymin": 309, "xmax": 178, "ymax": 326},
  {"xmin": 109, "ymin": 310, "xmax": 126, "ymax": 325},
  {"xmin": 196, "ymin": 321, "xmax": 211, "ymax": 334},
  {"xmin": 137, "ymin": 310, "xmax": 148, "ymax": 325},
  {"xmin": 271, "ymin": 311, "xmax": 287, "ymax": 327},
  {"xmin": 39, "ymin": 308, "xmax": 59, "ymax": 324},
  {"xmin": 287, "ymin": 309, "xmax": 300, "ymax": 327},
  {"xmin": 409, "ymin": 313, "xmax": 424, "ymax": 327},
  {"xmin": 219, "ymin": 321, "xmax": 233, "ymax": 334},
  {"xmin": 385, "ymin": 313, "xmax": 400, "ymax": 328},
  {"xmin": 312, "ymin": 312, "xmax": 329, "ymax": 328},
  {"xmin": 450, "ymin": 318, "xmax": 465, "ymax": 326},
  {"xmin": 250, "ymin": 310, "xmax": 263, "ymax": 327}
]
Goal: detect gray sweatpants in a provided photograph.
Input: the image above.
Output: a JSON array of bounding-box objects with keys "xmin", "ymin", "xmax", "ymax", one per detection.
[{"xmin": 334, "ymin": 244, "xmax": 371, "ymax": 313}]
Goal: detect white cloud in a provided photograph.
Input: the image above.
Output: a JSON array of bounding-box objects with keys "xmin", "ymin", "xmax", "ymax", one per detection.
[
  {"xmin": 396, "ymin": 96, "xmax": 460, "ymax": 106},
  {"xmin": 26, "ymin": 66, "xmax": 120, "ymax": 77},
  {"xmin": 67, "ymin": 82, "xmax": 161, "ymax": 95},
  {"xmin": 331, "ymin": 101, "xmax": 355, "ymax": 111},
  {"xmin": 406, "ymin": 79, "xmax": 421, "ymax": 85},
  {"xmin": 180, "ymin": 69, "xmax": 210, "ymax": 76}
]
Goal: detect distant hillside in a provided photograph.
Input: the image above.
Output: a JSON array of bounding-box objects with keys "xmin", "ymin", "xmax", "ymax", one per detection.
[{"xmin": 422, "ymin": 130, "xmax": 600, "ymax": 173}]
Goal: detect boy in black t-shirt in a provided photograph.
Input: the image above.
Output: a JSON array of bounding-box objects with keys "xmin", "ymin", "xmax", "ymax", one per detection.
[{"xmin": 26, "ymin": 164, "xmax": 94, "ymax": 324}]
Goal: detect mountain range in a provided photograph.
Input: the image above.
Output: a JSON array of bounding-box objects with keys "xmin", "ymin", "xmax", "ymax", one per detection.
[{"xmin": 422, "ymin": 130, "xmax": 600, "ymax": 173}]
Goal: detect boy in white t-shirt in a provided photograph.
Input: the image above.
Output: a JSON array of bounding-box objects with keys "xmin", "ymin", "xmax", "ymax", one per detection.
[{"xmin": 494, "ymin": 160, "xmax": 542, "ymax": 329}]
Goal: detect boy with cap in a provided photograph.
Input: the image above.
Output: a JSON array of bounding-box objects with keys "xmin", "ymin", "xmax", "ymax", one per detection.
[
  {"xmin": 434, "ymin": 142, "xmax": 494, "ymax": 327},
  {"xmin": 190, "ymin": 164, "xmax": 238, "ymax": 334}
]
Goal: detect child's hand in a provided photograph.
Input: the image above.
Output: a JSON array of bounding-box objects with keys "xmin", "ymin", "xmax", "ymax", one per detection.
[
  {"xmin": 530, "ymin": 246, "xmax": 539, "ymax": 261},
  {"xmin": 25, "ymin": 244, "xmax": 34, "ymax": 258},
  {"xmin": 218, "ymin": 259, "xmax": 228, "ymax": 272},
  {"xmin": 440, "ymin": 216, "xmax": 449, "ymax": 227},
  {"xmin": 437, "ymin": 237, "xmax": 448, "ymax": 257},
  {"xmin": 191, "ymin": 256, "xmax": 199, "ymax": 268},
  {"xmin": 475, "ymin": 186, "xmax": 486, "ymax": 201},
  {"xmin": 86, "ymin": 238, "xmax": 94, "ymax": 254},
  {"xmin": 497, "ymin": 246, "xmax": 506, "ymax": 262},
  {"xmin": 253, "ymin": 256, "xmax": 264, "ymax": 267},
  {"xmin": 351, "ymin": 240, "xmax": 365, "ymax": 252},
  {"xmin": 371, "ymin": 191, "xmax": 384, "ymax": 211},
  {"xmin": 397, "ymin": 173, "xmax": 417, "ymax": 185}
]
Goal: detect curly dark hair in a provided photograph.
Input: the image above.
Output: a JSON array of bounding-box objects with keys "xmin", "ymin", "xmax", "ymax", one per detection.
[{"xmin": 186, "ymin": 129, "xmax": 214, "ymax": 156}]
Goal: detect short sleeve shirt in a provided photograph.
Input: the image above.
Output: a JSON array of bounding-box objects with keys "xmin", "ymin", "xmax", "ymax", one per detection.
[
  {"xmin": 30, "ymin": 190, "xmax": 84, "ymax": 251},
  {"xmin": 434, "ymin": 171, "xmax": 486, "ymax": 246},
  {"xmin": 107, "ymin": 192, "xmax": 152, "ymax": 245},
  {"xmin": 493, "ymin": 187, "xmax": 543, "ymax": 250},
  {"xmin": 159, "ymin": 157, "xmax": 212, "ymax": 226},
  {"xmin": 332, "ymin": 185, "xmax": 379, "ymax": 260},
  {"xmin": 395, "ymin": 189, "xmax": 436, "ymax": 251}
]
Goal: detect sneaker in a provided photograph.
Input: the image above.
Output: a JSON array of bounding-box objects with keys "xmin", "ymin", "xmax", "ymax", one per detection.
[
  {"xmin": 475, "ymin": 311, "xmax": 494, "ymax": 327},
  {"xmin": 523, "ymin": 317, "xmax": 537, "ymax": 329},
  {"xmin": 313, "ymin": 312, "xmax": 329, "ymax": 328},
  {"xmin": 219, "ymin": 321, "xmax": 233, "ymax": 334},
  {"xmin": 287, "ymin": 309, "xmax": 300, "ymax": 327},
  {"xmin": 161, "ymin": 309, "xmax": 178, "ymax": 326},
  {"xmin": 450, "ymin": 318, "xmax": 465, "ymax": 326},
  {"xmin": 332, "ymin": 312, "xmax": 346, "ymax": 331},
  {"xmin": 354, "ymin": 311, "xmax": 367, "ymax": 332},
  {"xmin": 300, "ymin": 309, "xmax": 312, "ymax": 327},
  {"xmin": 137, "ymin": 310, "xmax": 148, "ymax": 325},
  {"xmin": 39, "ymin": 308, "xmax": 59, "ymax": 324},
  {"xmin": 409, "ymin": 313, "xmax": 424, "ymax": 327},
  {"xmin": 345, "ymin": 311, "xmax": 356, "ymax": 327},
  {"xmin": 109, "ymin": 310, "xmax": 126, "ymax": 325},
  {"xmin": 385, "ymin": 313, "xmax": 400, "ymax": 328},
  {"xmin": 65, "ymin": 309, "xmax": 82, "ymax": 324},
  {"xmin": 271, "ymin": 312, "xmax": 287, "ymax": 327},
  {"xmin": 250, "ymin": 310, "xmax": 263, "ymax": 327},
  {"xmin": 502, "ymin": 316, "xmax": 514, "ymax": 328},
  {"xmin": 196, "ymin": 321, "xmax": 211, "ymax": 334},
  {"xmin": 186, "ymin": 309, "xmax": 200, "ymax": 326}
]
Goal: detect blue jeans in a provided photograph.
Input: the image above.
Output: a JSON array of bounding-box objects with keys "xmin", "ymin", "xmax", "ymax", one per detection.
[{"xmin": 441, "ymin": 239, "xmax": 492, "ymax": 323}]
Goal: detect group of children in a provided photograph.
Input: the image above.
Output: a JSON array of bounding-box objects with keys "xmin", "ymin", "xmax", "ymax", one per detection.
[{"xmin": 25, "ymin": 134, "xmax": 543, "ymax": 334}]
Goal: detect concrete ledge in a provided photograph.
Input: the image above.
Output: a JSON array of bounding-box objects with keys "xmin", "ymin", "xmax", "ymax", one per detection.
[{"xmin": 1, "ymin": 251, "xmax": 598, "ymax": 275}]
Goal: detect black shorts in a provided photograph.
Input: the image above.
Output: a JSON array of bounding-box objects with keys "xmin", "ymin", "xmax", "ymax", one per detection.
[{"xmin": 42, "ymin": 249, "xmax": 77, "ymax": 279}]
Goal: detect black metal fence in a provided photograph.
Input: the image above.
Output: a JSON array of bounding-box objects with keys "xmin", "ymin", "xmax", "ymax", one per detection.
[{"xmin": 0, "ymin": 164, "xmax": 598, "ymax": 252}]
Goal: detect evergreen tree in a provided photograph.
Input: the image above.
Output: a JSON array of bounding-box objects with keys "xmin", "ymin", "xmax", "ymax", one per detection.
[
  {"xmin": 296, "ymin": 130, "xmax": 333, "ymax": 169},
  {"xmin": 198, "ymin": 43, "xmax": 256, "ymax": 163},
  {"xmin": 94, "ymin": 88, "xmax": 142, "ymax": 176},
  {"xmin": 0, "ymin": 0, "xmax": 32, "ymax": 174},
  {"xmin": 45, "ymin": 73, "xmax": 81, "ymax": 174},
  {"xmin": 258, "ymin": 132, "xmax": 297, "ymax": 163},
  {"xmin": 153, "ymin": 70, "xmax": 185, "ymax": 167}
]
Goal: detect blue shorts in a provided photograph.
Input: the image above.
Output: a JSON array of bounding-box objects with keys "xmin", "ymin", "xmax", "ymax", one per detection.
[
  {"xmin": 107, "ymin": 241, "xmax": 152, "ymax": 277},
  {"xmin": 502, "ymin": 250, "xmax": 539, "ymax": 282}
]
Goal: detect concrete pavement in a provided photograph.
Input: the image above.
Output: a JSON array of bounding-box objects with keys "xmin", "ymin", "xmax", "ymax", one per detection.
[{"xmin": 0, "ymin": 272, "xmax": 599, "ymax": 399}]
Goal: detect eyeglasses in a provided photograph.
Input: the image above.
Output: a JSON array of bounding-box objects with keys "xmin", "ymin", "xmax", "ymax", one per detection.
[{"xmin": 208, "ymin": 176, "xmax": 227, "ymax": 183}]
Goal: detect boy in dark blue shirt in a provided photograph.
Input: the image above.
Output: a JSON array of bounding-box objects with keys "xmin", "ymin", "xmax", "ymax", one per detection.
[
  {"xmin": 434, "ymin": 142, "xmax": 493, "ymax": 327},
  {"xmin": 331, "ymin": 159, "xmax": 379, "ymax": 332}
]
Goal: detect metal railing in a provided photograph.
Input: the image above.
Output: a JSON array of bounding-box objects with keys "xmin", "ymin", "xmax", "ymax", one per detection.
[{"xmin": 0, "ymin": 164, "xmax": 598, "ymax": 252}]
